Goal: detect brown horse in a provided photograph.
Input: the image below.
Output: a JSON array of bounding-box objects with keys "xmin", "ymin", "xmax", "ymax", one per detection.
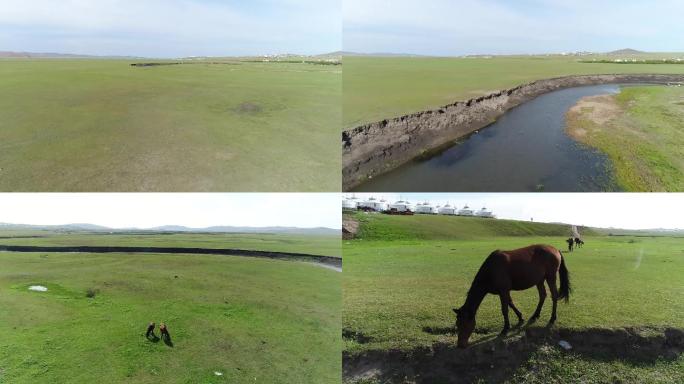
[{"xmin": 453, "ymin": 244, "xmax": 571, "ymax": 348}]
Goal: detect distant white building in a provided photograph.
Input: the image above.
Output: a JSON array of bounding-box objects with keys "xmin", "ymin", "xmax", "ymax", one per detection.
[
  {"xmin": 439, "ymin": 204, "xmax": 458, "ymax": 215},
  {"xmin": 415, "ymin": 202, "xmax": 438, "ymax": 214},
  {"xmin": 476, "ymin": 207, "xmax": 495, "ymax": 218},
  {"xmin": 342, "ymin": 196, "xmax": 359, "ymax": 210},
  {"xmin": 458, "ymin": 205, "xmax": 474, "ymax": 216},
  {"xmin": 358, "ymin": 197, "xmax": 389, "ymax": 212},
  {"xmin": 389, "ymin": 200, "xmax": 415, "ymax": 213}
]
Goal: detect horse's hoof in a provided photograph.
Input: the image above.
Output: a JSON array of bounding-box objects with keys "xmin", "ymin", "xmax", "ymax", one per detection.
[{"xmin": 499, "ymin": 328, "xmax": 509, "ymax": 336}]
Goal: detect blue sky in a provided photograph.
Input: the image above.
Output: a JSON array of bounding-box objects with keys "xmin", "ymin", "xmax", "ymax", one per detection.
[
  {"xmin": 0, "ymin": 193, "xmax": 342, "ymax": 229},
  {"xmin": 345, "ymin": 193, "xmax": 684, "ymax": 230},
  {"xmin": 0, "ymin": 0, "xmax": 341, "ymax": 57},
  {"xmin": 344, "ymin": 0, "xmax": 684, "ymax": 55}
]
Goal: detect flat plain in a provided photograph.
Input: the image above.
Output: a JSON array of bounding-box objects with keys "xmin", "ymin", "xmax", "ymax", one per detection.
[
  {"xmin": 343, "ymin": 55, "xmax": 684, "ymax": 128},
  {"xmin": 0, "ymin": 230, "xmax": 341, "ymax": 383},
  {"xmin": 0, "ymin": 59, "xmax": 341, "ymax": 192}
]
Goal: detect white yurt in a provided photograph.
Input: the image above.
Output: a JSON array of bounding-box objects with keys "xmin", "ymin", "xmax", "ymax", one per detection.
[
  {"xmin": 476, "ymin": 207, "xmax": 494, "ymax": 218},
  {"xmin": 342, "ymin": 197, "xmax": 358, "ymax": 210},
  {"xmin": 415, "ymin": 202, "xmax": 438, "ymax": 214},
  {"xmin": 458, "ymin": 205, "xmax": 474, "ymax": 216},
  {"xmin": 438, "ymin": 203, "xmax": 458, "ymax": 215},
  {"xmin": 389, "ymin": 200, "xmax": 415, "ymax": 213},
  {"xmin": 359, "ymin": 197, "xmax": 389, "ymax": 212}
]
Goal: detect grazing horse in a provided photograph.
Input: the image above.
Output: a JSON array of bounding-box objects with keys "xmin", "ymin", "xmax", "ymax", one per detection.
[
  {"xmin": 574, "ymin": 238, "xmax": 584, "ymax": 248},
  {"xmin": 566, "ymin": 238, "xmax": 574, "ymax": 252},
  {"xmin": 453, "ymin": 244, "xmax": 571, "ymax": 348},
  {"xmin": 160, "ymin": 323, "xmax": 170, "ymax": 339},
  {"xmin": 145, "ymin": 322, "xmax": 156, "ymax": 338}
]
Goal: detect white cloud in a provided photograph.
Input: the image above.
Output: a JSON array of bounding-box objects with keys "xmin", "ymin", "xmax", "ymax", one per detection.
[
  {"xmin": 344, "ymin": 0, "xmax": 684, "ymax": 55},
  {"xmin": 0, "ymin": 0, "xmax": 341, "ymax": 57}
]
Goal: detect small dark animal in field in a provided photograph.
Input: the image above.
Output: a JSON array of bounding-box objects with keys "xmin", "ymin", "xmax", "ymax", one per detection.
[
  {"xmin": 160, "ymin": 323, "xmax": 169, "ymax": 337},
  {"xmin": 146, "ymin": 322, "xmax": 156, "ymax": 339},
  {"xmin": 453, "ymin": 244, "xmax": 571, "ymax": 348},
  {"xmin": 574, "ymin": 238, "xmax": 584, "ymax": 248},
  {"xmin": 566, "ymin": 237, "xmax": 574, "ymax": 252}
]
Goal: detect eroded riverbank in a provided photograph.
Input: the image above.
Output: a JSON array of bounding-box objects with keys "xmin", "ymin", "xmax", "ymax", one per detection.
[{"xmin": 343, "ymin": 74, "xmax": 684, "ymax": 191}]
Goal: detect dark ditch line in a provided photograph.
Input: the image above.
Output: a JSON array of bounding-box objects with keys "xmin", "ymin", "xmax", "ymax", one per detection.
[
  {"xmin": 343, "ymin": 326, "xmax": 684, "ymax": 383},
  {"xmin": 130, "ymin": 62, "xmax": 241, "ymax": 67},
  {"xmin": 0, "ymin": 245, "xmax": 341, "ymax": 269}
]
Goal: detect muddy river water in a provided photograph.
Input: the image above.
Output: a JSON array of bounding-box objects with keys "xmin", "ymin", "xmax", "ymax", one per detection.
[{"xmin": 353, "ymin": 84, "xmax": 634, "ymax": 192}]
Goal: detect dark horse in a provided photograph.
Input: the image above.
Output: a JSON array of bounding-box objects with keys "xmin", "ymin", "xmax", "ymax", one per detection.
[
  {"xmin": 453, "ymin": 245, "xmax": 571, "ymax": 348},
  {"xmin": 566, "ymin": 237, "xmax": 574, "ymax": 252},
  {"xmin": 574, "ymin": 237, "xmax": 584, "ymax": 248}
]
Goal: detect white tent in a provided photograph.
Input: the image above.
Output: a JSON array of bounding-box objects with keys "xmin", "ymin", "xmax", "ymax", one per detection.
[
  {"xmin": 415, "ymin": 202, "xmax": 438, "ymax": 214},
  {"xmin": 476, "ymin": 207, "xmax": 494, "ymax": 218},
  {"xmin": 458, "ymin": 205, "xmax": 474, "ymax": 216},
  {"xmin": 389, "ymin": 200, "xmax": 415, "ymax": 213},
  {"xmin": 438, "ymin": 204, "xmax": 458, "ymax": 215}
]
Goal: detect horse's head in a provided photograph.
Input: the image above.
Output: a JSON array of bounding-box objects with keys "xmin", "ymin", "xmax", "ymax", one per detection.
[{"xmin": 453, "ymin": 306, "xmax": 475, "ymax": 348}]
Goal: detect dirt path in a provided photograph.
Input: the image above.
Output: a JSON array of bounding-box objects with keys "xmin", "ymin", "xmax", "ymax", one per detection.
[{"xmin": 0, "ymin": 245, "xmax": 341, "ymax": 269}]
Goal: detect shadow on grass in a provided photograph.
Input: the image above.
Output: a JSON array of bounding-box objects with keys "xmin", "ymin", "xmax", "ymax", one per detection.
[
  {"xmin": 146, "ymin": 334, "xmax": 160, "ymax": 343},
  {"xmin": 343, "ymin": 326, "xmax": 684, "ymax": 384},
  {"xmin": 162, "ymin": 334, "xmax": 174, "ymax": 348}
]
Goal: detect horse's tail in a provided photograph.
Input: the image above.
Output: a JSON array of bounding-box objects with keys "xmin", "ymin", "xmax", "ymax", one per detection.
[{"xmin": 558, "ymin": 251, "xmax": 571, "ymax": 303}]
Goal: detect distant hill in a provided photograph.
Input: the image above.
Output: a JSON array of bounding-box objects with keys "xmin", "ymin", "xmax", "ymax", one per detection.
[
  {"xmin": 607, "ymin": 48, "xmax": 646, "ymax": 55},
  {"xmin": 0, "ymin": 51, "xmax": 141, "ymax": 59},
  {"xmin": 0, "ymin": 223, "xmax": 338, "ymax": 235}
]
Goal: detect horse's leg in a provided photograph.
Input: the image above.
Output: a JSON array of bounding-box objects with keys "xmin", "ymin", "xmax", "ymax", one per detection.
[
  {"xmin": 508, "ymin": 297, "xmax": 524, "ymax": 324},
  {"xmin": 547, "ymin": 276, "xmax": 559, "ymax": 324},
  {"xmin": 499, "ymin": 292, "xmax": 511, "ymax": 335},
  {"xmin": 530, "ymin": 282, "xmax": 547, "ymax": 320}
]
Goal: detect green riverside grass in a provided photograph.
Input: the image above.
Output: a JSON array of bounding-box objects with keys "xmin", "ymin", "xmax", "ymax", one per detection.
[
  {"xmin": 0, "ymin": 59, "xmax": 341, "ymax": 192},
  {"xmin": 343, "ymin": 213, "xmax": 684, "ymax": 383},
  {"xmin": 566, "ymin": 85, "xmax": 684, "ymax": 191}
]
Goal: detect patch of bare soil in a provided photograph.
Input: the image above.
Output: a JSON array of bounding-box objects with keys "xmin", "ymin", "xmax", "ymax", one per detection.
[
  {"xmin": 343, "ymin": 327, "xmax": 684, "ymax": 384},
  {"xmin": 566, "ymin": 94, "xmax": 621, "ymax": 140},
  {"xmin": 234, "ymin": 102, "xmax": 263, "ymax": 114},
  {"xmin": 343, "ymin": 216, "xmax": 359, "ymax": 240}
]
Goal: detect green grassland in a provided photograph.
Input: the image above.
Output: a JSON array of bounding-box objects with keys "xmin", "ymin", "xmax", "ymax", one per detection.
[
  {"xmin": 343, "ymin": 213, "xmax": 684, "ymax": 382},
  {"xmin": 566, "ymin": 85, "xmax": 684, "ymax": 192},
  {"xmin": 343, "ymin": 55, "xmax": 684, "ymax": 127},
  {"xmin": 0, "ymin": 231, "xmax": 342, "ymax": 258},
  {"xmin": 0, "ymin": 59, "xmax": 341, "ymax": 191},
  {"xmin": 0, "ymin": 250, "xmax": 340, "ymax": 383}
]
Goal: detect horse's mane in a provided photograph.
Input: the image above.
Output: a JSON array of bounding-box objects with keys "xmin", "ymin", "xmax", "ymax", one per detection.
[{"xmin": 463, "ymin": 251, "xmax": 498, "ymax": 312}]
